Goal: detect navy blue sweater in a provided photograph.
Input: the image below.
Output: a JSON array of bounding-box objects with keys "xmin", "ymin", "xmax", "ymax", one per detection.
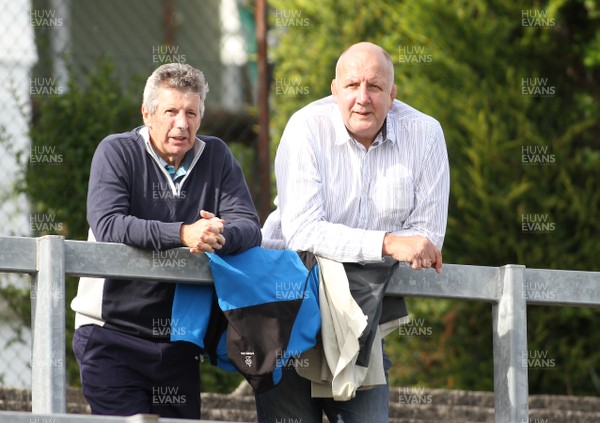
[{"xmin": 72, "ymin": 126, "xmax": 262, "ymax": 340}]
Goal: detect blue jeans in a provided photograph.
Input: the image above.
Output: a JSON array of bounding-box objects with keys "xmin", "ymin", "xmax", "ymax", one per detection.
[{"xmin": 254, "ymin": 345, "xmax": 392, "ymax": 423}]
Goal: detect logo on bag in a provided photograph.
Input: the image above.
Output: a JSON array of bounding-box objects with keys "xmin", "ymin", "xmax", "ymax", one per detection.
[{"xmin": 241, "ymin": 351, "xmax": 254, "ymax": 367}]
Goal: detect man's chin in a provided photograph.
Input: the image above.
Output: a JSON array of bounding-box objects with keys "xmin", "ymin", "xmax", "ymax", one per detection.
[
  {"xmin": 349, "ymin": 124, "xmax": 378, "ymax": 141},
  {"xmin": 166, "ymin": 145, "xmax": 193, "ymax": 158}
]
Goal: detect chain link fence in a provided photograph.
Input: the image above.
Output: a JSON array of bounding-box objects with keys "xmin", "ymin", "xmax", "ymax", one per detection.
[{"xmin": 0, "ymin": 0, "xmax": 263, "ymax": 388}]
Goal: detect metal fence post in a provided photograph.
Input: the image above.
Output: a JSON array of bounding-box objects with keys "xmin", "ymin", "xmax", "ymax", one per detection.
[
  {"xmin": 492, "ymin": 264, "xmax": 528, "ymax": 423},
  {"xmin": 31, "ymin": 235, "xmax": 67, "ymax": 413}
]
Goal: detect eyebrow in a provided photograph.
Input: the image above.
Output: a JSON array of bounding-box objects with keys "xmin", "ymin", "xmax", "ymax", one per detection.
[{"xmin": 342, "ymin": 77, "xmax": 386, "ymax": 85}]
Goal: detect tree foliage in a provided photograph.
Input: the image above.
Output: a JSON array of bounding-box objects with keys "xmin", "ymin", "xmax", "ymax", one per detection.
[{"xmin": 268, "ymin": 0, "xmax": 600, "ymax": 395}]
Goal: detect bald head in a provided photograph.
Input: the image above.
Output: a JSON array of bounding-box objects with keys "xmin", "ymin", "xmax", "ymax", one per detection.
[{"xmin": 335, "ymin": 42, "xmax": 395, "ymax": 87}]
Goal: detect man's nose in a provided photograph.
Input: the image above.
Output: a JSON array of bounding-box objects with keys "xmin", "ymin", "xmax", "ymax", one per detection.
[
  {"xmin": 175, "ymin": 112, "xmax": 188, "ymax": 129},
  {"xmin": 357, "ymin": 83, "xmax": 370, "ymax": 104}
]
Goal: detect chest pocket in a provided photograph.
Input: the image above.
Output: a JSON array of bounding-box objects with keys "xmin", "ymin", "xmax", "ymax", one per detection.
[{"xmin": 369, "ymin": 163, "xmax": 414, "ymax": 224}]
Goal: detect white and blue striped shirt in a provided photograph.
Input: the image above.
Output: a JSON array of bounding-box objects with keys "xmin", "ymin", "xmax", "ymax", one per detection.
[{"xmin": 262, "ymin": 96, "xmax": 450, "ymax": 263}]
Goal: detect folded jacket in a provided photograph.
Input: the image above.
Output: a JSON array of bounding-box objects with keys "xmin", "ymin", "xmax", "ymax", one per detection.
[{"xmin": 170, "ymin": 246, "xmax": 321, "ymax": 392}]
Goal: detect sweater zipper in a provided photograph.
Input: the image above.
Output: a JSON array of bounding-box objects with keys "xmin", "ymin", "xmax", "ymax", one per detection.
[
  {"xmin": 146, "ymin": 141, "xmax": 206, "ymax": 197},
  {"xmin": 177, "ymin": 143, "xmax": 205, "ymax": 195}
]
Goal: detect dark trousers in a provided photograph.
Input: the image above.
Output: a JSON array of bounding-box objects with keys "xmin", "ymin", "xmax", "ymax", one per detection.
[{"xmin": 73, "ymin": 324, "xmax": 202, "ymax": 418}]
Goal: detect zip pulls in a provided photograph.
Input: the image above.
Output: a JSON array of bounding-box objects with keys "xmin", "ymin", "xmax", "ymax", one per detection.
[
  {"xmin": 153, "ymin": 156, "xmax": 180, "ymax": 195},
  {"xmin": 176, "ymin": 142, "xmax": 205, "ymax": 192}
]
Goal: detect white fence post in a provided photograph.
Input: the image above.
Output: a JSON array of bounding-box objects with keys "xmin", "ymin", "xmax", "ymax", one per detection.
[
  {"xmin": 31, "ymin": 235, "xmax": 67, "ymax": 413},
  {"xmin": 492, "ymin": 264, "xmax": 528, "ymax": 423}
]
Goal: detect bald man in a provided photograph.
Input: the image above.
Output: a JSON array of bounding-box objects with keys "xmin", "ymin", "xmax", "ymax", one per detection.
[{"xmin": 259, "ymin": 42, "xmax": 450, "ymax": 422}]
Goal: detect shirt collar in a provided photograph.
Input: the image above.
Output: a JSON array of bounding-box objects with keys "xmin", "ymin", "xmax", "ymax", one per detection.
[
  {"xmin": 139, "ymin": 126, "xmax": 195, "ymax": 181},
  {"xmin": 161, "ymin": 150, "xmax": 194, "ymax": 181}
]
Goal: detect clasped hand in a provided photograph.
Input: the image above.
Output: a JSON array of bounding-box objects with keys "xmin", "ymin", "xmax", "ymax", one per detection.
[
  {"xmin": 180, "ymin": 210, "xmax": 225, "ymax": 253},
  {"xmin": 382, "ymin": 234, "xmax": 442, "ymax": 273}
]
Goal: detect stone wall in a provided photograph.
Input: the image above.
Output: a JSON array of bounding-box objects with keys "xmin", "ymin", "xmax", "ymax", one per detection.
[{"xmin": 1, "ymin": 383, "xmax": 599, "ymax": 423}]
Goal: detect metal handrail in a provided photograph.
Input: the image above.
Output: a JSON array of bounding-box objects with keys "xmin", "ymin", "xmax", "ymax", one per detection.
[{"xmin": 0, "ymin": 235, "xmax": 598, "ymax": 423}]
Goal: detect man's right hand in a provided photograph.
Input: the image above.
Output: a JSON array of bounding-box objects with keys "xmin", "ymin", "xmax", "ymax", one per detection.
[
  {"xmin": 382, "ymin": 234, "xmax": 442, "ymax": 273},
  {"xmin": 180, "ymin": 210, "xmax": 225, "ymax": 253}
]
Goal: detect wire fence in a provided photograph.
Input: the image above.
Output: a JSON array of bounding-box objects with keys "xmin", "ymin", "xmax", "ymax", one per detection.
[{"xmin": 0, "ymin": 0, "xmax": 261, "ymax": 389}]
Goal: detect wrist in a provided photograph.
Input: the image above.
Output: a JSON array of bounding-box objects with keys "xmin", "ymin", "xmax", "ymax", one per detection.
[
  {"xmin": 382, "ymin": 232, "xmax": 393, "ymax": 257},
  {"xmin": 180, "ymin": 223, "xmax": 188, "ymax": 246}
]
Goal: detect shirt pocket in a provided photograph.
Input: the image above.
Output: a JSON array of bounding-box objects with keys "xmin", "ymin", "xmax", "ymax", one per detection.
[{"xmin": 370, "ymin": 165, "xmax": 414, "ymax": 224}]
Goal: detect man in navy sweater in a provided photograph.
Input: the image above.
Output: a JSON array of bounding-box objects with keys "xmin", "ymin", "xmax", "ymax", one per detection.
[{"xmin": 71, "ymin": 63, "xmax": 261, "ymax": 418}]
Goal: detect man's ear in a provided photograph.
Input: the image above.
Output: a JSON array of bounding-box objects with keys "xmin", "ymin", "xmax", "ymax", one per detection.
[
  {"xmin": 331, "ymin": 79, "xmax": 337, "ymax": 98},
  {"xmin": 141, "ymin": 105, "xmax": 151, "ymax": 128},
  {"xmin": 389, "ymin": 84, "xmax": 397, "ymax": 109}
]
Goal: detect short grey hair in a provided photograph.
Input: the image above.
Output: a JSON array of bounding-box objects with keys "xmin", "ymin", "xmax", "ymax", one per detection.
[{"xmin": 142, "ymin": 63, "xmax": 209, "ymax": 117}]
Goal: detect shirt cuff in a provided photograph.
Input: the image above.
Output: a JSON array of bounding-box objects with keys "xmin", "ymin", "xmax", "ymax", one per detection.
[
  {"xmin": 361, "ymin": 230, "xmax": 387, "ymax": 262},
  {"xmin": 162, "ymin": 221, "xmax": 185, "ymax": 248}
]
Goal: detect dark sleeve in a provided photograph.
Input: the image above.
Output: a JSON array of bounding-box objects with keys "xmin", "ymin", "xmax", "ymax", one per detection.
[
  {"xmin": 86, "ymin": 136, "xmax": 182, "ymax": 250},
  {"xmin": 215, "ymin": 144, "xmax": 262, "ymax": 255}
]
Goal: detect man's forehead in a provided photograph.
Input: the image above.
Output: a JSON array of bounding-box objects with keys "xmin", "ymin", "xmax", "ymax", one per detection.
[
  {"xmin": 338, "ymin": 65, "xmax": 389, "ymax": 83},
  {"xmin": 157, "ymin": 86, "xmax": 199, "ymax": 98},
  {"xmin": 156, "ymin": 88, "xmax": 200, "ymax": 105},
  {"xmin": 338, "ymin": 56, "xmax": 391, "ymax": 77}
]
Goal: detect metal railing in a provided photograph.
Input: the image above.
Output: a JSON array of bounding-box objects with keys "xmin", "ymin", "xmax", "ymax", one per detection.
[
  {"xmin": 0, "ymin": 411, "xmax": 222, "ymax": 423},
  {"xmin": 0, "ymin": 235, "xmax": 599, "ymax": 423}
]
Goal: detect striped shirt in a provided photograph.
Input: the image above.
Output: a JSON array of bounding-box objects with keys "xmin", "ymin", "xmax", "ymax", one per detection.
[{"xmin": 262, "ymin": 96, "xmax": 449, "ymax": 263}]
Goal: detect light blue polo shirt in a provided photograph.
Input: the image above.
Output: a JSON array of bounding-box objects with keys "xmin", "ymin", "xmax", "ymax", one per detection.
[{"xmin": 154, "ymin": 148, "xmax": 194, "ymax": 181}]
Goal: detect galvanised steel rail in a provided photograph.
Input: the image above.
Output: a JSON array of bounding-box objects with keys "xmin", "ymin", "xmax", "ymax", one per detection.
[{"xmin": 0, "ymin": 235, "xmax": 598, "ymax": 423}]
